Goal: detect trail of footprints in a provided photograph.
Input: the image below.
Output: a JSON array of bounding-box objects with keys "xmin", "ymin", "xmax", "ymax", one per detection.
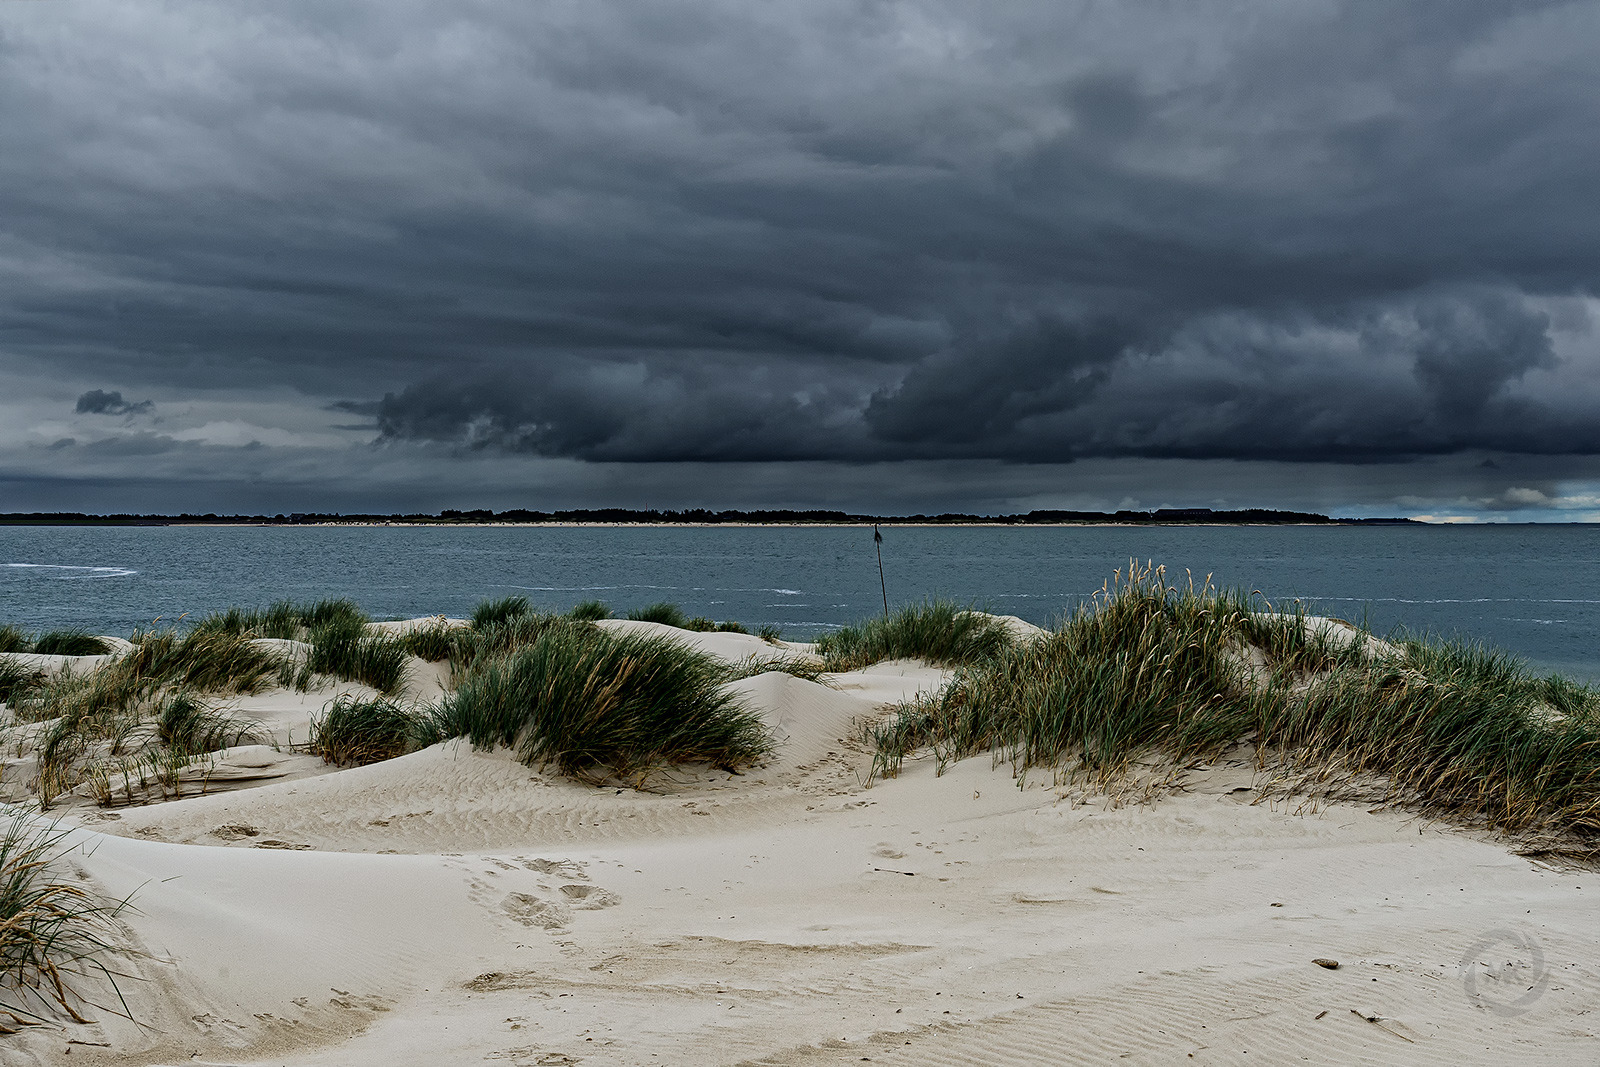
[{"xmin": 457, "ymin": 855, "xmax": 621, "ymax": 934}]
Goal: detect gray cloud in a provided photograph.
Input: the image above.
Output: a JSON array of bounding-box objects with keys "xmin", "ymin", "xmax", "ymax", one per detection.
[
  {"xmin": 74, "ymin": 389, "xmax": 153, "ymax": 417},
  {"xmin": 2, "ymin": 1, "xmax": 1599, "ymax": 515}
]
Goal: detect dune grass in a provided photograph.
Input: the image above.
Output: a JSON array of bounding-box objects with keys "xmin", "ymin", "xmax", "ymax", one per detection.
[
  {"xmin": 193, "ymin": 597, "xmax": 368, "ymax": 640},
  {"xmin": 448, "ymin": 612, "xmax": 574, "ymax": 679},
  {"xmin": 30, "ymin": 630, "xmax": 111, "ymax": 657},
  {"xmin": 0, "ymin": 662, "xmax": 44, "ymax": 706},
  {"xmin": 568, "ymin": 600, "xmax": 611, "ymax": 621},
  {"xmin": 17, "ymin": 630, "xmax": 287, "ymax": 807},
  {"xmin": 305, "ymin": 618, "xmax": 407, "ymax": 695},
  {"xmin": 310, "ymin": 695, "xmax": 430, "ymax": 766},
  {"xmin": 155, "ymin": 691, "xmax": 265, "ymax": 756},
  {"xmin": 397, "ymin": 620, "xmax": 457, "ymax": 662},
  {"xmin": 626, "ymin": 602, "xmax": 689, "ymax": 627},
  {"xmin": 0, "ymin": 812, "xmax": 133, "ymax": 1029},
  {"xmin": 816, "ymin": 600, "xmax": 1015, "ymax": 672},
  {"xmin": 619, "ymin": 602, "xmax": 753, "ymax": 634},
  {"xmin": 471, "ymin": 595, "xmax": 532, "ymax": 630},
  {"xmin": 119, "ymin": 628, "xmax": 285, "ymax": 696},
  {"xmin": 0, "ymin": 627, "xmax": 112, "ymax": 657},
  {"xmin": 721, "ymin": 653, "xmax": 833, "ymax": 686},
  {"xmin": 435, "ymin": 624, "xmax": 771, "ymax": 782},
  {"xmin": 864, "ymin": 563, "xmax": 1600, "ymax": 858}
]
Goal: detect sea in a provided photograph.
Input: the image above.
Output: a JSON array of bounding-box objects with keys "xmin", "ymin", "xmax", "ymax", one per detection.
[{"xmin": 2, "ymin": 523, "xmax": 1598, "ymax": 680}]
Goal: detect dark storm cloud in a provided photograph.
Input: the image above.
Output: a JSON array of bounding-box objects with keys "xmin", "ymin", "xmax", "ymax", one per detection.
[
  {"xmin": 74, "ymin": 389, "xmax": 153, "ymax": 417},
  {"xmin": 373, "ymin": 355, "xmax": 878, "ymax": 462},
  {"xmin": 3, "ymin": 0, "xmax": 1600, "ymax": 511}
]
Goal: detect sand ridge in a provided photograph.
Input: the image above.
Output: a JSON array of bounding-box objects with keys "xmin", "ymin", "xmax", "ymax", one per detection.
[{"xmin": 2, "ymin": 619, "xmax": 1595, "ymax": 1065}]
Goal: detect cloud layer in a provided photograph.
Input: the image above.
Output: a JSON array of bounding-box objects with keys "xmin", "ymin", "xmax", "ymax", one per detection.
[{"xmin": 2, "ymin": 1, "xmax": 1599, "ymax": 515}]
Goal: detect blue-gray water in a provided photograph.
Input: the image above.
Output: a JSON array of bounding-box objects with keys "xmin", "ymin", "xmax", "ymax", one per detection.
[{"xmin": 2, "ymin": 524, "xmax": 1598, "ymax": 679}]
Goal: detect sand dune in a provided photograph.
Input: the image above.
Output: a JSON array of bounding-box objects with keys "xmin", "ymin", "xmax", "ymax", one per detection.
[{"xmin": 2, "ymin": 618, "xmax": 1595, "ymax": 1065}]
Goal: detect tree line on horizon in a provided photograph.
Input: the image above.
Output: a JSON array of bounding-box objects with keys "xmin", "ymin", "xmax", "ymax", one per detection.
[{"xmin": 0, "ymin": 507, "xmax": 1419, "ymax": 526}]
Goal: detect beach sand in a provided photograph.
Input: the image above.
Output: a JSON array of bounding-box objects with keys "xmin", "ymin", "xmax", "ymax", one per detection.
[{"xmin": 3, "ymin": 621, "xmax": 1596, "ymax": 1065}]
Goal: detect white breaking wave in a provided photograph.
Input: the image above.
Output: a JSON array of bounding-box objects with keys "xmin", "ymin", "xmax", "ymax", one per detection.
[{"xmin": 2, "ymin": 563, "xmax": 138, "ymax": 579}]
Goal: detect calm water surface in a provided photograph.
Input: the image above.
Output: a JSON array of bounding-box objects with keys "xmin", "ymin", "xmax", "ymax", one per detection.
[{"xmin": 2, "ymin": 524, "xmax": 1597, "ymax": 678}]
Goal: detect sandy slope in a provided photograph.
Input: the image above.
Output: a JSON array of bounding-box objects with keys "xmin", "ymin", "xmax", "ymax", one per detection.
[{"xmin": 5, "ymin": 627, "xmax": 1596, "ymax": 1066}]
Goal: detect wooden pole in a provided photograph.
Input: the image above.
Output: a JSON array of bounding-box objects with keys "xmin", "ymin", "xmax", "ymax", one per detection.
[{"xmin": 874, "ymin": 524, "xmax": 888, "ymax": 622}]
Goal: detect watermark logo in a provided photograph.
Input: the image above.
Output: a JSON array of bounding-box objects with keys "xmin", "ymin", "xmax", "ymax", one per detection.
[{"xmin": 1459, "ymin": 928, "xmax": 1550, "ymax": 1017}]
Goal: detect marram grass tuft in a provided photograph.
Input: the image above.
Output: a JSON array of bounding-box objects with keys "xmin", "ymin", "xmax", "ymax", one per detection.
[
  {"xmin": 436, "ymin": 625, "xmax": 771, "ymax": 783},
  {"xmin": 0, "ymin": 812, "xmax": 136, "ymax": 1029},
  {"xmin": 816, "ymin": 600, "xmax": 1015, "ymax": 672},
  {"xmin": 864, "ymin": 562, "xmax": 1600, "ymax": 860}
]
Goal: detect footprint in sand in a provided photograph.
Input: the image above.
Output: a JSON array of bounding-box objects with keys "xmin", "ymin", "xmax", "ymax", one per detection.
[
  {"xmin": 558, "ymin": 884, "xmax": 620, "ymax": 910},
  {"xmin": 500, "ymin": 892, "xmax": 573, "ymax": 929},
  {"xmin": 521, "ymin": 857, "xmax": 589, "ymax": 880},
  {"xmin": 210, "ymin": 824, "xmax": 260, "ymax": 841},
  {"xmin": 872, "ymin": 844, "xmax": 906, "ymax": 859}
]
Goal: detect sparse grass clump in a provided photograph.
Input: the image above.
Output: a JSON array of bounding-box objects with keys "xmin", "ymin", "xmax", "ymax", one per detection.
[
  {"xmin": 192, "ymin": 597, "xmax": 368, "ymax": 640},
  {"xmin": 627, "ymin": 602, "xmax": 689, "ymax": 627},
  {"xmin": 398, "ymin": 620, "xmax": 457, "ymax": 662},
  {"xmin": 449, "ymin": 613, "xmax": 573, "ymax": 678},
  {"xmin": 721, "ymin": 654, "xmax": 832, "ymax": 686},
  {"xmin": 13, "ymin": 630, "xmax": 287, "ymax": 807},
  {"xmin": 865, "ymin": 563, "xmax": 1600, "ymax": 859},
  {"xmin": 120, "ymin": 628, "xmax": 285, "ymax": 695},
  {"xmin": 436, "ymin": 625, "xmax": 771, "ymax": 782},
  {"xmin": 471, "ymin": 595, "xmax": 532, "ymax": 630},
  {"xmin": 305, "ymin": 619, "xmax": 407, "ymax": 695},
  {"xmin": 683, "ymin": 618, "xmax": 749, "ymax": 634},
  {"xmin": 756, "ymin": 623, "xmax": 783, "ymax": 644},
  {"xmin": 817, "ymin": 601, "xmax": 1015, "ymax": 672},
  {"xmin": 155, "ymin": 692, "xmax": 264, "ymax": 756},
  {"xmin": 0, "ymin": 662, "xmax": 43, "ymax": 706},
  {"xmin": 310, "ymin": 696, "xmax": 431, "ymax": 766},
  {"xmin": 0, "ymin": 812, "xmax": 133, "ymax": 1028},
  {"xmin": 568, "ymin": 600, "xmax": 611, "ymax": 621},
  {"xmin": 0, "ymin": 625, "xmax": 33, "ymax": 654},
  {"xmin": 30, "ymin": 630, "xmax": 109, "ymax": 657}
]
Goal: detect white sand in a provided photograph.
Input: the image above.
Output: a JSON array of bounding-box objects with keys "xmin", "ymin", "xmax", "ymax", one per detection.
[{"xmin": 4, "ymin": 622, "xmax": 1596, "ymax": 1065}]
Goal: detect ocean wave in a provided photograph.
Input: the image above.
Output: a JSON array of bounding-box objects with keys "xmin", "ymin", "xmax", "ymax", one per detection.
[
  {"xmin": 3, "ymin": 563, "xmax": 137, "ymax": 580},
  {"xmin": 492, "ymin": 583, "xmax": 675, "ymax": 592}
]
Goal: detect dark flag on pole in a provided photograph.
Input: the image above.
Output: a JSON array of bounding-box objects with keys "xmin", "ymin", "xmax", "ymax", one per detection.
[{"xmin": 873, "ymin": 524, "xmax": 888, "ymax": 621}]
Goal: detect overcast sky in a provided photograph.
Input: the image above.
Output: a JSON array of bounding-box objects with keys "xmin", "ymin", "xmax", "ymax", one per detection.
[{"xmin": 4, "ymin": 1, "xmax": 1600, "ymax": 519}]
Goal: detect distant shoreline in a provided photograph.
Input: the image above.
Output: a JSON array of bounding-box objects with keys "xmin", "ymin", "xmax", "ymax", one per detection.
[{"xmin": 0, "ymin": 508, "xmax": 1423, "ymax": 527}]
